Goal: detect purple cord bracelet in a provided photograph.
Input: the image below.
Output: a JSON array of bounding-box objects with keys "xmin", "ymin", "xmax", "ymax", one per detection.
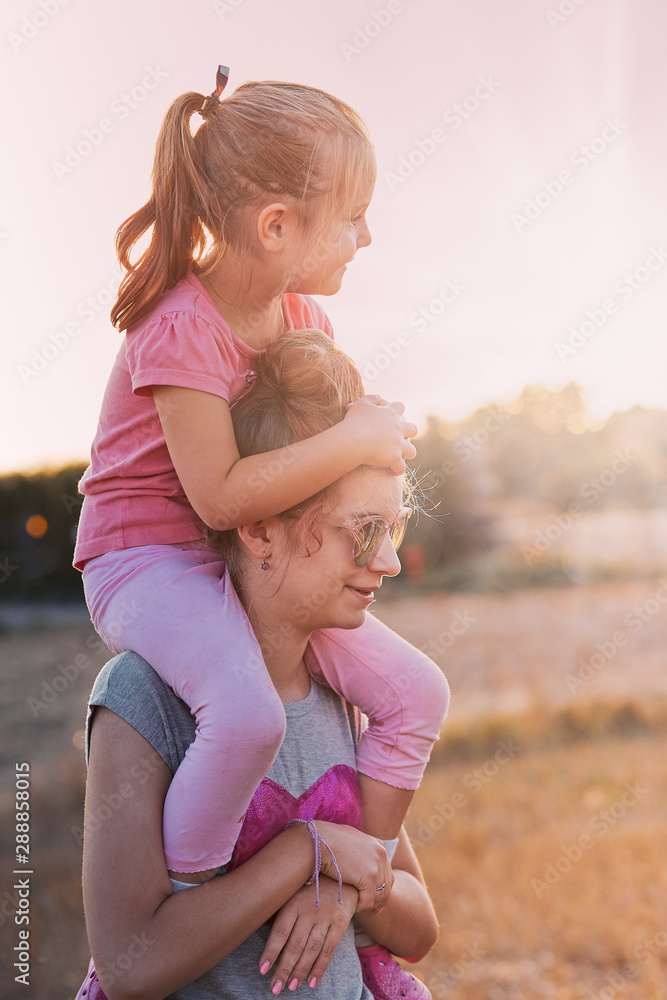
[{"xmin": 284, "ymin": 818, "xmax": 343, "ymax": 907}]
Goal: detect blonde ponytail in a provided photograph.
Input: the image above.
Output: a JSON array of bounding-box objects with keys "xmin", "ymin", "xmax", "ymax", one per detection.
[{"xmin": 111, "ymin": 80, "xmax": 375, "ymax": 331}]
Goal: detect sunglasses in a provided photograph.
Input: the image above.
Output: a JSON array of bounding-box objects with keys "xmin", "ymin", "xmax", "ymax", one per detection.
[{"xmin": 328, "ymin": 507, "xmax": 413, "ymax": 568}]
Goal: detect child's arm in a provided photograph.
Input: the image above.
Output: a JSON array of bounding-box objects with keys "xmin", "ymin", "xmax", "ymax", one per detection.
[
  {"xmin": 152, "ymin": 385, "xmax": 416, "ymax": 531},
  {"xmin": 354, "ymin": 826, "xmax": 439, "ymax": 962},
  {"xmin": 258, "ymin": 825, "xmax": 438, "ymax": 991}
]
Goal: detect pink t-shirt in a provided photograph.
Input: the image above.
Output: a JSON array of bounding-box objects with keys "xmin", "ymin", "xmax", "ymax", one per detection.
[{"xmin": 73, "ymin": 273, "xmax": 334, "ymax": 569}]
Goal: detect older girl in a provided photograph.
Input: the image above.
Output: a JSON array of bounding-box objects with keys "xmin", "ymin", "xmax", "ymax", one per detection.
[{"xmin": 76, "ymin": 333, "xmax": 439, "ymax": 999}]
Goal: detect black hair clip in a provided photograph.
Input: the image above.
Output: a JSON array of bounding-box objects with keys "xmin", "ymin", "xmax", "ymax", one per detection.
[{"xmin": 201, "ymin": 65, "xmax": 230, "ymax": 116}]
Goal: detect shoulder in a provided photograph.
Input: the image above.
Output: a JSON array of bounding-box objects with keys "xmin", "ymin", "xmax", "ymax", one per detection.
[
  {"xmin": 86, "ymin": 652, "xmax": 195, "ymax": 773},
  {"xmin": 283, "ymin": 294, "xmax": 334, "ymax": 339},
  {"xmin": 126, "ymin": 273, "xmax": 221, "ymax": 338}
]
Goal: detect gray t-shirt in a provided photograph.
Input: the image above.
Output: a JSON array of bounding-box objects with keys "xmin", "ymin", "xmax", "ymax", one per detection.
[{"xmin": 86, "ymin": 651, "xmax": 372, "ymax": 1000}]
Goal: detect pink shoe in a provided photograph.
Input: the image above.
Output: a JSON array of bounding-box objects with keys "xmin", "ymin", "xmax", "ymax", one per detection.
[{"xmin": 357, "ymin": 943, "xmax": 432, "ymax": 1000}]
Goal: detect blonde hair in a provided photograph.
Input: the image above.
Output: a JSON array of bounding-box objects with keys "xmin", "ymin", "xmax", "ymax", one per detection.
[
  {"xmin": 208, "ymin": 329, "xmax": 364, "ymax": 586},
  {"xmin": 111, "ymin": 81, "xmax": 376, "ymax": 331}
]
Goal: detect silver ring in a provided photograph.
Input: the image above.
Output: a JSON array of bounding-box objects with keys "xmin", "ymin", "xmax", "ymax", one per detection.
[{"xmin": 375, "ymin": 882, "xmax": 386, "ymax": 892}]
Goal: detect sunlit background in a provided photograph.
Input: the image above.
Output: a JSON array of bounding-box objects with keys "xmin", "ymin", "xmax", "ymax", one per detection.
[
  {"xmin": 2, "ymin": 0, "xmax": 666, "ymax": 474},
  {"xmin": 3, "ymin": 4, "xmax": 667, "ymax": 998}
]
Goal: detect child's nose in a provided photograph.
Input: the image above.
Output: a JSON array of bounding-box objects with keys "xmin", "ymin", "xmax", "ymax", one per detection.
[{"xmin": 357, "ymin": 219, "xmax": 372, "ymax": 248}]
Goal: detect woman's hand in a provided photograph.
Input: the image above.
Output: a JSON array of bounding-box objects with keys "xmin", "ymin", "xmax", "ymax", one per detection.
[
  {"xmin": 343, "ymin": 395, "xmax": 417, "ymax": 475},
  {"xmin": 314, "ymin": 821, "xmax": 394, "ymax": 913},
  {"xmin": 259, "ymin": 877, "xmax": 358, "ymax": 994}
]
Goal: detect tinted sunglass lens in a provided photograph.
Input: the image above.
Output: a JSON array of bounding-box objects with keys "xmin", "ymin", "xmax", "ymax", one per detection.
[
  {"xmin": 354, "ymin": 521, "xmax": 382, "ymax": 567},
  {"xmin": 390, "ymin": 513, "xmax": 410, "ymax": 551}
]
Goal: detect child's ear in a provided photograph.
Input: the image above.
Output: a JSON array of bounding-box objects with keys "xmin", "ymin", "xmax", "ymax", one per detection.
[{"xmin": 256, "ymin": 203, "xmax": 290, "ymax": 254}]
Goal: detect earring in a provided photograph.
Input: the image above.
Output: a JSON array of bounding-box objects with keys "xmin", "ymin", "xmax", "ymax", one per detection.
[{"xmin": 260, "ymin": 552, "xmax": 269, "ymax": 571}]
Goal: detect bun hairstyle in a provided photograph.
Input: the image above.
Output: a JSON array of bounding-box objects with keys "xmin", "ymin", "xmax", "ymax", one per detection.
[
  {"xmin": 231, "ymin": 330, "xmax": 363, "ymax": 457},
  {"xmin": 111, "ymin": 80, "xmax": 376, "ymax": 332},
  {"xmin": 208, "ymin": 329, "xmax": 364, "ymax": 583}
]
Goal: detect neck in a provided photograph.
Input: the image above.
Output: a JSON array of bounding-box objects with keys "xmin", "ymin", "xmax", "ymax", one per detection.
[
  {"xmin": 241, "ymin": 588, "xmax": 311, "ymax": 703},
  {"xmin": 199, "ymin": 262, "xmax": 287, "ymax": 349}
]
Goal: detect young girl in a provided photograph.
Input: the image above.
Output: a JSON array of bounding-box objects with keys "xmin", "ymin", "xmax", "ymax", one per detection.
[{"xmin": 75, "ymin": 67, "xmax": 448, "ymax": 994}]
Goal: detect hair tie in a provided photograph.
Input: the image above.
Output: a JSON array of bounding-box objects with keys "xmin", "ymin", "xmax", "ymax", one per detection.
[{"xmin": 200, "ymin": 64, "xmax": 230, "ymax": 118}]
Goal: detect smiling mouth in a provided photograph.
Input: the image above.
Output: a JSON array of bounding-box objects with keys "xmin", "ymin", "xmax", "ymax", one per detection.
[{"xmin": 347, "ymin": 586, "xmax": 375, "ymax": 601}]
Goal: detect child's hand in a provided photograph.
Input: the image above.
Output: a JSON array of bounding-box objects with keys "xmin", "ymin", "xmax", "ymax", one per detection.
[
  {"xmin": 259, "ymin": 877, "xmax": 358, "ymax": 993},
  {"xmin": 343, "ymin": 395, "xmax": 417, "ymax": 475},
  {"xmin": 314, "ymin": 821, "xmax": 394, "ymax": 913}
]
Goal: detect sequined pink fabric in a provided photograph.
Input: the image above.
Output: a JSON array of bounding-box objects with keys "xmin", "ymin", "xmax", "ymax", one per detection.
[
  {"xmin": 228, "ymin": 763, "xmax": 363, "ymax": 870},
  {"xmin": 74, "ymin": 958, "xmax": 106, "ymax": 999}
]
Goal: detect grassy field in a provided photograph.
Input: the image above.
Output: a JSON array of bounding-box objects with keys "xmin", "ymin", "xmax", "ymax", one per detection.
[{"xmin": 1, "ymin": 578, "xmax": 667, "ymax": 998}]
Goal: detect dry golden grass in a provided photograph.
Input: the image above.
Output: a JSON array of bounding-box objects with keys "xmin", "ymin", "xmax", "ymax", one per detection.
[
  {"xmin": 407, "ymin": 711, "xmax": 667, "ymax": 998},
  {"xmin": 1, "ymin": 578, "xmax": 667, "ymax": 997}
]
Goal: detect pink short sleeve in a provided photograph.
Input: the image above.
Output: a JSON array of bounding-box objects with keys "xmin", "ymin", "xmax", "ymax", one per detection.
[{"xmin": 125, "ymin": 310, "xmax": 242, "ymax": 401}]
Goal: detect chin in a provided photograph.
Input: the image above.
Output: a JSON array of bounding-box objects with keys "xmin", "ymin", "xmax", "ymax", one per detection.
[
  {"xmin": 323, "ymin": 610, "xmax": 368, "ymax": 631},
  {"xmin": 296, "ymin": 275, "xmax": 343, "ymax": 297}
]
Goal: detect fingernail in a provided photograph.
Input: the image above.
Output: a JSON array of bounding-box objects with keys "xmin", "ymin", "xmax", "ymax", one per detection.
[
  {"xmin": 308, "ymin": 977, "xmax": 318, "ymax": 988},
  {"xmin": 288, "ymin": 978, "xmax": 299, "ymax": 991},
  {"xmin": 260, "ymin": 961, "xmax": 270, "ymax": 975},
  {"xmin": 272, "ymin": 982, "xmax": 283, "ymax": 996}
]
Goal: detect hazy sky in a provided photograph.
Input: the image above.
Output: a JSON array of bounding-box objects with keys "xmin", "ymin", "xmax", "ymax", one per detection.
[{"xmin": 2, "ymin": 0, "xmax": 666, "ymax": 473}]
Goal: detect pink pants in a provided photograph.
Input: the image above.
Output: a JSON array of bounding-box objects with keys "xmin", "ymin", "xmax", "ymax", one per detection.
[{"xmin": 82, "ymin": 541, "xmax": 449, "ymax": 872}]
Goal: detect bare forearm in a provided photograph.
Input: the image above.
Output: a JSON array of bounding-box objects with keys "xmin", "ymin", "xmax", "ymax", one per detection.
[
  {"xmin": 205, "ymin": 422, "xmax": 359, "ymax": 530},
  {"xmin": 95, "ymin": 827, "xmax": 314, "ymax": 1000},
  {"xmin": 359, "ymin": 773, "xmax": 415, "ymax": 841},
  {"xmin": 355, "ymin": 870, "xmax": 438, "ymax": 961}
]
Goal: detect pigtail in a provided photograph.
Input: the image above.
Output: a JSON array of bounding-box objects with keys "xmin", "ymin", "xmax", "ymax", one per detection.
[{"xmin": 111, "ymin": 93, "xmax": 212, "ymax": 331}]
